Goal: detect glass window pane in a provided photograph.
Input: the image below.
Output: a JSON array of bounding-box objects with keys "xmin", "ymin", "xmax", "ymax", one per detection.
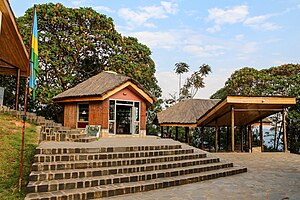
[
  {"xmin": 78, "ymin": 104, "xmax": 89, "ymax": 122},
  {"xmin": 135, "ymin": 102, "xmax": 139, "ymax": 121},
  {"xmin": 109, "ymin": 121, "xmax": 114, "ymax": 134},
  {"xmin": 109, "ymin": 100, "xmax": 115, "ymax": 120}
]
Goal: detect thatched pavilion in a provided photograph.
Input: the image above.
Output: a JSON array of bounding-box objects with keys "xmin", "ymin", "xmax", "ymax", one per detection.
[
  {"xmin": 157, "ymin": 96, "xmax": 296, "ymax": 152},
  {"xmin": 0, "ymin": 0, "xmax": 29, "ymax": 108}
]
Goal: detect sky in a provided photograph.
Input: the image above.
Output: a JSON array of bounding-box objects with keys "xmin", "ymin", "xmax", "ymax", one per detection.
[{"xmin": 9, "ymin": 0, "xmax": 300, "ymax": 99}]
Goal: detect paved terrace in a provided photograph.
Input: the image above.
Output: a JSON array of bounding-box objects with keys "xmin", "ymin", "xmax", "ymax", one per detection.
[
  {"xmin": 39, "ymin": 138, "xmax": 300, "ymax": 199},
  {"xmin": 104, "ymin": 152, "xmax": 300, "ymax": 200}
]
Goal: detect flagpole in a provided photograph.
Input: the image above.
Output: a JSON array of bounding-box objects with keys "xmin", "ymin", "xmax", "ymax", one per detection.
[{"xmin": 19, "ymin": 5, "xmax": 35, "ymax": 192}]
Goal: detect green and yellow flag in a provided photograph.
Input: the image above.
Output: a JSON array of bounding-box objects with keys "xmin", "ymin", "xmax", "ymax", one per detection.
[{"xmin": 29, "ymin": 8, "xmax": 38, "ymax": 100}]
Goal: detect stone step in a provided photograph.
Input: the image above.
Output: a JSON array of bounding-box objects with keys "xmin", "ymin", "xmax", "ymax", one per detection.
[
  {"xmin": 25, "ymin": 166, "xmax": 247, "ymax": 200},
  {"xmin": 73, "ymin": 136, "xmax": 98, "ymax": 143},
  {"xmin": 35, "ymin": 144, "xmax": 183, "ymax": 155},
  {"xmin": 30, "ymin": 153, "xmax": 209, "ymax": 181},
  {"xmin": 33, "ymin": 148, "xmax": 195, "ymax": 163},
  {"xmin": 32, "ymin": 154, "xmax": 215, "ymax": 173},
  {"xmin": 27, "ymin": 161, "xmax": 231, "ymax": 193}
]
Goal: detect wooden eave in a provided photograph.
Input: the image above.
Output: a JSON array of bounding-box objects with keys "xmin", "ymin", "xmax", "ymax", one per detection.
[
  {"xmin": 0, "ymin": 0, "xmax": 29, "ymax": 76},
  {"xmin": 197, "ymin": 96, "xmax": 296, "ymax": 127},
  {"xmin": 54, "ymin": 81, "xmax": 154, "ymax": 105},
  {"xmin": 159, "ymin": 123, "xmax": 197, "ymax": 127}
]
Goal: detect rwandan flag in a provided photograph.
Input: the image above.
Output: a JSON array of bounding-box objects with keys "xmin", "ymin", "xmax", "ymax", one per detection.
[{"xmin": 29, "ymin": 8, "xmax": 38, "ymax": 100}]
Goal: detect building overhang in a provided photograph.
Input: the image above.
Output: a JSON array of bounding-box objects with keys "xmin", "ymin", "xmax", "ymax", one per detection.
[
  {"xmin": 197, "ymin": 96, "xmax": 296, "ymax": 127},
  {"xmin": 0, "ymin": 0, "xmax": 29, "ymax": 76}
]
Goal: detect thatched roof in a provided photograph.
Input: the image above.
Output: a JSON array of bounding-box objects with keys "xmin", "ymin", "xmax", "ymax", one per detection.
[
  {"xmin": 157, "ymin": 99, "xmax": 220, "ymax": 126},
  {"xmin": 53, "ymin": 71, "xmax": 154, "ymax": 102}
]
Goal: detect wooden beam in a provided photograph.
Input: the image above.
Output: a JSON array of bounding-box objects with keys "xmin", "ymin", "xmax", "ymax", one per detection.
[
  {"xmin": 201, "ymin": 126, "xmax": 204, "ymax": 150},
  {"xmin": 231, "ymin": 106, "xmax": 235, "ymax": 152},
  {"xmin": 185, "ymin": 127, "xmax": 190, "ymax": 144},
  {"xmin": 283, "ymin": 108, "xmax": 288, "ymax": 152},
  {"xmin": 260, "ymin": 119, "xmax": 264, "ymax": 152},
  {"xmin": 227, "ymin": 96, "xmax": 296, "ymax": 105},
  {"xmin": 248, "ymin": 125, "xmax": 252, "ymax": 153},
  {"xmin": 241, "ymin": 126, "xmax": 244, "ymax": 152},
  {"xmin": 159, "ymin": 123, "xmax": 197, "ymax": 127},
  {"xmin": 160, "ymin": 126, "xmax": 163, "ymax": 138},
  {"xmin": 15, "ymin": 68, "xmax": 20, "ymax": 110},
  {"xmin": 175, "ymin": 126, "xmax": 178, "ymax": 140},
  {"xmin": 215, "ymin": 122, "xmax": 218, "ymax": 153},
  {"xmin": 235, "ymin": 108, "xmax": 284, "ymax": 112},
  {"xmin": 166, "ymin": 126, "xmax": 170, "ymax": 138}
]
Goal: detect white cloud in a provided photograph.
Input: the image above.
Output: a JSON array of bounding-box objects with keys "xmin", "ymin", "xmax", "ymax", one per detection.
[
  {"xmin": 130, "ymin": 31, "xmax": 178, "ymax": 49},
  {"xmin": 244, "ymin": 15, "xmax": 280, "ymax": 30},
  {"xmin": 71, "ymin": 0, "xmax": 88, "ymax": 6},
  {"xmin": 93, "ymin": 6, "xmax": 113, "ymax": 13},
  {"xmin": 235, "ymin": 34, "xmax": 244, "ymax": 40},
  {"xmin": 206, "ymin": 25, "xmax": 221, "ymax": 33},
  {"xmin": 207, "ymin": 5, "xmax": 249, "ymax": 25},
  {"xmin": 118, "ymin": 1, "xmax": 178, "ymax": 28},
  {"xmin": 183, "ymin": 45, "xmax": 224, "ymax": 57},
  {"xmin": 207, "ymin": 5, "xmax": 281, "ymax": 32}
]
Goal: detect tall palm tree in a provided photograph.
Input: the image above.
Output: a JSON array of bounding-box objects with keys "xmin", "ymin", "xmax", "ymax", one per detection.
[{"xmin": 174, "ymin": 62, "xmax": 189, "ymax": 97}]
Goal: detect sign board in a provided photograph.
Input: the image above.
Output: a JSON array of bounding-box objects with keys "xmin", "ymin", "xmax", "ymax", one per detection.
[
  {"xmin": 85, "ymin": 125, "xmax": 101, "ymax": 138},
  {"xmin": 0, "ymin": 11, "xmax": 2, "ymax": 34},
  {"xmin": 0, "ymin": 87, "xmax": 4, "ymax": 106}
]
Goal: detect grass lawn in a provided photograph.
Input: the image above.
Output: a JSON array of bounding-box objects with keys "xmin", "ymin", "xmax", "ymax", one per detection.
[{"xmin": 0, "ymin": 112, "xmax": 38, "ymax": 199}]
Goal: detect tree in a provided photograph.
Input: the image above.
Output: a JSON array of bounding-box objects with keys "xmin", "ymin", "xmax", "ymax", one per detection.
[
  {"xmin": 165, "ymin": 63, "xmax": 212, "ymax": 108},
  {"xmin": 5, "ymin": 3, "xmax": 161, "ymax": 120},
  {"xmin": 174, "ymin": 62, "xmax": 189, "ymax": 97},
  {"xmin": 211, "ymin": 64, "xmax": 300, "ymax": 153},
  {"xmin": 180, "ymin": 64, "xmax": 211, "ymax": 100}
]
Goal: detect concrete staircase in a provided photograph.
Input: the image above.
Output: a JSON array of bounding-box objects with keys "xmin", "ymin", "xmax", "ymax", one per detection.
[
  {"xmin": 0, "ymin": 105, "xmax": 97, "ymax": 143},
  {"xmin": 25, "ymin": 139, "xmax": 247, "ymax": 199}
]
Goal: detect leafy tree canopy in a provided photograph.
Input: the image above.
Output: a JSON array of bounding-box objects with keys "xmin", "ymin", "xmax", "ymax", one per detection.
[{"xmin": 0, "ymin": 3, "xmax": 161, "ymax": 119}]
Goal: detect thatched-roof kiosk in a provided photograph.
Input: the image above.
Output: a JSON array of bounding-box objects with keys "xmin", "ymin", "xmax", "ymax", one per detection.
[{"xmin": 54, "ymin": 71, "xmax": 154, "ymax": 137}]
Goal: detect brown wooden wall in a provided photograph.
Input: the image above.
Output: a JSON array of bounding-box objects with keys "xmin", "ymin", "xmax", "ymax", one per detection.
[
  {"xmin": 63, "ymin": 102, "xmax": 77, "ymax": 129},
  {"xmin": 89, "ymin": 101, "xmax": 102, "ymax": 126},
  {"xmin": 140, "ymin": 101, "xmax": 147, "ymax": 130}
]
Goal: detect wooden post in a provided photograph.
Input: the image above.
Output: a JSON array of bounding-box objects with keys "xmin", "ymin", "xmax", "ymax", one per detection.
[
  {"xmin": 249, "ymin": 126, "xmax": 253, "ymax": 152},
  {"xmin": 160, "ymin": 126, "xmax": 163, "ymax": 138},
  {"xmin": 215, "ymin": 123, "xmax": 218, "ymax": 152},
  {"xmin": 241, "ymin": 126, "xmax": 244, "ymax": 152},
  {"xmin": 260, "ymin": 119, "xmax": 264, "ymax": 152},
  {"xmin": 201, "ymin": 126, "xmax": 204, "ymax": 150},
  {"xmin": 185, "ymin": 127, "xmax": 190, "ymax": 144},
  {"xmin": 15, "ymin": 68, "xmax": 20, "ymax": 110},
  {"xmin": 226, "ymin": 126, "xmax": 230, "ymax": 151},
  {"xmin": 166, "ymin": 126, "xmax": 170, "ymax": 138},
  {"xmin": 283, "ymin": 108, "xmax": 288, "ymax": 152},
  {"xmin": 175, "ymin": 126, "xmax": 178, "ymax": 140},
  {"xmin": 231, "ymin": 106, "xmax": 235, "ymax": 152}
]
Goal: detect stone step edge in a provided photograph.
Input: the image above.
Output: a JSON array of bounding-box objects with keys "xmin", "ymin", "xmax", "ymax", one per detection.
[
  {"xmin": 29, "ymin": 155, "xmax": 214, "ymax": 181},
  {"xmin": 33, "ymin": 149, "xmax": 201, "ymax": 163},
  {"xmin": 25, "ymin": 166, "xmax": 247, "ymax": 200},
  {"xmin": 27, "ymin": 162, "xmax": 233, "ymax": 193},
  {"xmin": 31, "ymin": 154, "xmax": 216, "ymax": 173},
  {"xmin": 35, "ymin": 144, "xmax": 183, "ymax": 154}
]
